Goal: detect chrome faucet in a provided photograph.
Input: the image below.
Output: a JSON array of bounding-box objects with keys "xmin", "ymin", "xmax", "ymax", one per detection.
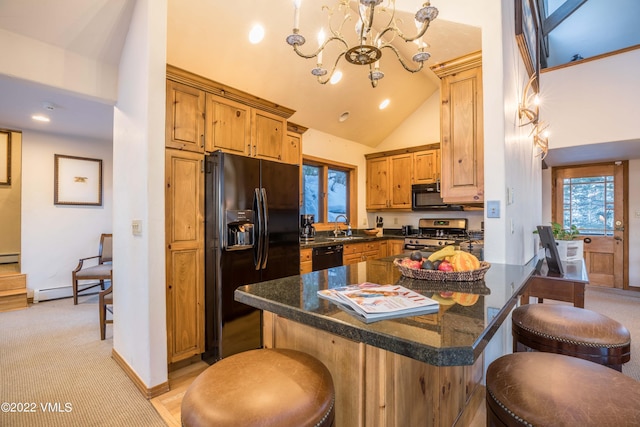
[{"xmin": 333, "ymin": 214, "xmax": 352, "ymax": 237}]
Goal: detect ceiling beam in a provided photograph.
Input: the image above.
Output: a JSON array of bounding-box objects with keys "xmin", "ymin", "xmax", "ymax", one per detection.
[{"xmin": 542, "ymin": 0, "xmax": 589, "ymax": 36}]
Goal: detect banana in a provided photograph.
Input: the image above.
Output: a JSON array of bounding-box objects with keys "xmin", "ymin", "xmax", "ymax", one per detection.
[{"xmin": 427, "ymin": 245, "xmax": 456, "ymax": 262}]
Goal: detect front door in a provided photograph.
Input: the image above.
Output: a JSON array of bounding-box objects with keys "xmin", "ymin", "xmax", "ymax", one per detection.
[{"xmin": 552, "ymin": 162, "xmax": 628, "ymax": 288}]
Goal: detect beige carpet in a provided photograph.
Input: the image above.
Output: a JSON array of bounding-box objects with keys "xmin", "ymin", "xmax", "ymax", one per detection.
[
  {"xmin": 0, "ymin": 296, "xmax": 165, "ymax": 427},
  {"xmin": 1, "ymin": 286, "xmax": 638, "ymax": 426},
  {"xmin": 584, "ymin": 285, "xmax": 640, "ymax": 381}
]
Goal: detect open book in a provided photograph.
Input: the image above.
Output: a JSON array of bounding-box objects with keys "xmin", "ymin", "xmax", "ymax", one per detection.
[{"xmin": 318, "ymin": 282, "xmax": 439, "ymax": 323}]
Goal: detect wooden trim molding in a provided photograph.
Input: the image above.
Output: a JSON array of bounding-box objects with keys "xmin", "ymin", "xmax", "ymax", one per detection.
[
  {"xmin": 542, "ymin": 44, "xmax": 640, "ymax": 73},
  {"xmin": 112, "ymin": 349, "xmax": 170, "ymax": 399},
  {"xmin": 166, "ymin": 64, "xmax": 295, "ymax": 120},
  {"xmin": 364, "ymin": 143, "xmax": 440, "ymax": 160},
  {"xmin": 430, "ymin": 51, "xmax": 482, "ymax": 78}
]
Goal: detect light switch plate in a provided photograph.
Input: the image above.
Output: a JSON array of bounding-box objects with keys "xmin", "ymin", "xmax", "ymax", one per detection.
[
  {"xmin": 487, "ymin": 200, "xmax": 500, "ymax": 218},
  {"xmin": 132, "ymin": 219, "xmax": 142, "ymax": 236}
]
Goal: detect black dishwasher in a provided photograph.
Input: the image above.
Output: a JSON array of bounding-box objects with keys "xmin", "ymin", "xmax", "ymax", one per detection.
[{"xmin": 312, "ymin": 245, "xmax": 343, "ymax": 271}]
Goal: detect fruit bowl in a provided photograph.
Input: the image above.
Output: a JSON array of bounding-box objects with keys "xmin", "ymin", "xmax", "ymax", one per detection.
[
  {"xmin": 362, "ymin": 228, "xmax": 379, "ymax": 236},
  {"xmin": 393, "ymin": 258, "xmax": 491, "ymax": 282}
]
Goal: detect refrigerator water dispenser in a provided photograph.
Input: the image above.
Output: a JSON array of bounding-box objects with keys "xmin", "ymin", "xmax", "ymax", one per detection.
[{"xmin": 225, "ymin": 210, "xmax": 255, "ymax": 250}]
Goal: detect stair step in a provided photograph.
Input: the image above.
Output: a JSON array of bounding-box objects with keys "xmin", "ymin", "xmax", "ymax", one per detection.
[
  {"xmin": 0, "ymin": 289, "xmax": 28, "ymax": 312},
  {"xmin": 0, "ymin": 273, "xmax": 27, "ymax": 291}
]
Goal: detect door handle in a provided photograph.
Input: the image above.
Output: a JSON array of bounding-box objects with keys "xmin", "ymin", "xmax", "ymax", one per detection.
[{"xmin": 614, "ymin": 236, "xmax": 623, "ymax": 241}]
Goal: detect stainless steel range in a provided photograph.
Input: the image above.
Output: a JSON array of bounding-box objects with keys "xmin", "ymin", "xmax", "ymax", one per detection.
[{"xmin": 404, "ymin": 218, "xmax": 470, "ymax": 251}]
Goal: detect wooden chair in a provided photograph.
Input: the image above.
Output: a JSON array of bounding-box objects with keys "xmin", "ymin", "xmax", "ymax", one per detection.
[
  {"xmin": 72, "ymin": 234, "xmax": 112, "ymax": 305},
  {"xmin": 99, "ymin": 275, "xmax": 113, "ymax": 340}
]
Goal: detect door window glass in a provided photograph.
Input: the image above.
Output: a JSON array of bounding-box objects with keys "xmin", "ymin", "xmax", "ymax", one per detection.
[{"xmin": 562, "ymin": 175, "xmax": 614, "ymax": 236}]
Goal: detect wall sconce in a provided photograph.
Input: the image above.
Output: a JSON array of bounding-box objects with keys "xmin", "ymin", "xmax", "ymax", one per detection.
[
  {"xmin": 518, "ymin": 74, "xmax": 539, "ymax": 126},
  {"xmin": 519, "ymin": 73, "xmax": 549, "ymax": 159},
  {"xmin": 531, "ymin": 121, "xmax": 549, "ymax": 159}
]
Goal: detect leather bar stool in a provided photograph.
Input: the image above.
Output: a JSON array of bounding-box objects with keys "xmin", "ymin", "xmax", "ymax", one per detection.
[
  {"xmin": 486, "ymin": 352, "xmax": 640, "ymax": 427},
  {"xmin": 181, "ymin": 348, "xmax": 335, "ymax": 427},
  {"xmin": 512, "ymin": 303, "xmax": 630, "ymax": 370}
]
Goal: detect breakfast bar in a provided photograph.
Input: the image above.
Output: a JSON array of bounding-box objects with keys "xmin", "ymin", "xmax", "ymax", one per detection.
[{"xmin": 235, "ymin": 257, "xmax": 535, "ymax": 426}]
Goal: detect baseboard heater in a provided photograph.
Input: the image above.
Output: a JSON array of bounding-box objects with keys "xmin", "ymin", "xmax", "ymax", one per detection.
[{"xmin": 33, "ymin": 282, "xmax": 105, "ymax": 303}]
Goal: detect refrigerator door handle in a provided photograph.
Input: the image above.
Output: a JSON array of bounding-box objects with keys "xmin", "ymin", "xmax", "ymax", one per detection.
[
  {"xmin": 253, "ymin": 188, "xmax": 264, "ymax": 270},
  {"xmin": 260, "ymin": 188, "xmax": 269, "ymax": 269}
]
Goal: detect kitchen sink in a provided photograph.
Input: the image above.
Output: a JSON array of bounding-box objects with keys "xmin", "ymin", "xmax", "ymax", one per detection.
[{"xmin": 327, "ymin": 236, "xmax": 364, "ymax": 241}]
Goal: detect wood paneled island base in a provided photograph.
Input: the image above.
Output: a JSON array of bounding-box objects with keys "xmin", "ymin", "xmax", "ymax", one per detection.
[{"xmin": 263, "ymin": 312, "xmax": 484, "ymax": 427}]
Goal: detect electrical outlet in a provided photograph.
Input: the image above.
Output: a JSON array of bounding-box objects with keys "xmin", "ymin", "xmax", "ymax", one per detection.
[{"xmin": 394, "ymin": 217, "xmax": 398, "ymax": 225}]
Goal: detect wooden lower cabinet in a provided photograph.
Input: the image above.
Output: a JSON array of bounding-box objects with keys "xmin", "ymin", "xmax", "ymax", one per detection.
[
  {"xmin": 165, "ymin": 149, "xmax": 205, "ymax": 363},
  {"xmin": 388, "ymin": 239, "xmax": 405, "ymax": 257},
  {"xmin": 343, "ymin": 241, "xmax": 381, "ymax": 265},
  {"xmin": 263, "ymin": 312, "xmax": 484, "ymax": 427},
  {"xmin": 300, "ymin": 248, "xmax": 312, "ymax": 274}
]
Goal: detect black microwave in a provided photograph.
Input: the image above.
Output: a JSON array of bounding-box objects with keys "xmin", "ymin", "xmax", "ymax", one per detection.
[{"xmin": 411, "ymin": 183, "xmax": 464, "ymax": 211}]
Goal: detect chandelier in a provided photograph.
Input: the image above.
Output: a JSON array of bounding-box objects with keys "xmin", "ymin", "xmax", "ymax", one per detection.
[{"xmin": 285, "ymin": 0, "xmax": 439, "ymax": 88}]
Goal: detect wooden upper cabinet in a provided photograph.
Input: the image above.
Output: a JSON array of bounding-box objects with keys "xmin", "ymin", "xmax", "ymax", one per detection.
[
  {"xmin": 436, "ymin": 52, "xmax": 484, "ymax": 204},
  {"xmin": 252, "ymin": 109, "xmax": 285, "ymax": 162},
  {"xmin": 205, "ymin": 94, "xmax": 250, "ymax": 156},
  {"xmin": 282, "ymin": 131, "xmax": 301, "ymax": 165},
  {"xmin": 366, "ymin": 144, "xmax": 440, "ymax": 211},
  {"xmin": 366, "ymin": 157, "xmax": 390, "ymax": 209},
  {"xmin": 389, "ymin": 154, "xmax": 413, "ymax": 208},
  {"xmin": 413, "ymin": 149, "xmax": 440, "ymax": 184},
  {"xmin": 166, "ymin": 80, "xmax": 205, "ymax": 153}
]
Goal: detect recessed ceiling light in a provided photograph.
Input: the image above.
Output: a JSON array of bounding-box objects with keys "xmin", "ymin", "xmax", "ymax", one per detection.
[
  {"xmin": 338, "ymin": 111, "xmax": 350, "ymax": 122},
  {"xmin": 249, "ymin": 24, "xmax": 265, "ymax": 44},
  {"xmin": 330, "ymin": 70, "xmax": 342, "ymax": 85},
  {"xmin": 379, "ymin": 99, "xmax": 390, "ymax": 110},
  {"xmin": 32, "ymin": 115, "xmax": 50, "ymax": 122}
]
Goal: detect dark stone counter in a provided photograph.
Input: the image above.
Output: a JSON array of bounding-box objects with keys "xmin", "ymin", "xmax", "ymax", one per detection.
[{"xmin": 235, "ymin": 257, "xmax": 534, "ymax": 366}]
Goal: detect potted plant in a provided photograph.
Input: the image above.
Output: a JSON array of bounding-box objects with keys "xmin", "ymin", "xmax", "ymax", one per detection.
[
  {"xmin": 536, "ymin": 222, "xmax": 583, "ymax": 260},
  {"xmin": 550, "ymin": 222, "xmax": 580, "ymax": 241}
]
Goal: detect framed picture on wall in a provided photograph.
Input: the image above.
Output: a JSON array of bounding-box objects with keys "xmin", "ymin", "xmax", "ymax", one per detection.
[
  {"xmin": 0, "ymin": 131, "xmax": 10, "ymax": 185},
  {"xmin": 54, "ymin": 154, "xmax": 103, "ymax": 206},
  {"xmin": 515, "ymin": 0, "xmax": 540, "ymax": 90}
]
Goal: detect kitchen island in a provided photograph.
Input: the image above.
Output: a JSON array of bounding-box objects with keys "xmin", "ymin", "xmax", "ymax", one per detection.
[{"xmin": 235, "ymin": 257, "xmax": 534, "ymax": 426}]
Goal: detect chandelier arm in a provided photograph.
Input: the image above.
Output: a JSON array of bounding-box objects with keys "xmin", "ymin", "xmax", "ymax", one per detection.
[
  {"xmin": 316, "ymin": 51, "xmax": 348, "ymax": 84},
  {"xmin": 292, "ymin": 36, "xmax": 349, "ymax": 60},
  {"xmin": 380, "ymin": 45, "xmax": 425, "ymax": 72},
  {"xmin": 324, "ymin": 3, "xmax": 351, "ymax": 40},
  {"xmin": 394, "ymin": 19, "xmax": 433, "ymax": 43}
]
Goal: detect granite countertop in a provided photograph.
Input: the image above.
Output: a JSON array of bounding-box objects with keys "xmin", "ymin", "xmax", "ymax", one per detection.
[
  {"xmin": 301, "ymin": 231, "xmax": 404, "ymax": 249},
  {"xmin": 235, "ymin": 257, "xmax": 535, "ymax": 366}
]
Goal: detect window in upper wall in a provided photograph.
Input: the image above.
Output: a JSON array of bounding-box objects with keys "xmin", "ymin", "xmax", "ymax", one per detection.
[{"xmin": 301, "ymin": 156, "xmax": 357, "ymax": 229}]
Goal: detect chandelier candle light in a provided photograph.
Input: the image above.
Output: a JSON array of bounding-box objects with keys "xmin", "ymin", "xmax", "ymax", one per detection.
[{"xmin": 286, "ymin": 0, "xmax": 439, "ymax": 88}]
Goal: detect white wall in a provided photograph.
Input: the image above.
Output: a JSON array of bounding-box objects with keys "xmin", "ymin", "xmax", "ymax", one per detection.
[
  {"xmin": 20, "ymin": 130, "xmax": 112, "ymax": 291},
  {"xmin": 112, "ymin": 0, "xmax": 168, "ymax": 389},
  {"xmin": 0, "ymin": 28, "xmax": 118, "ymax": 104},
  {"xmin": 540, "ymin": 49, "xmax": 640, "ymax": 149}
]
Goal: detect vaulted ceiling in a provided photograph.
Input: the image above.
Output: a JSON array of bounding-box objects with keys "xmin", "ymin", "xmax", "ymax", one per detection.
[{"xmin": 0, "ymin": 0, "xmax": 637, "ymax": 158}]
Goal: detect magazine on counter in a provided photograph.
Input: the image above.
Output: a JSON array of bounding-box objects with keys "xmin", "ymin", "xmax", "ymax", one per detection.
[{"xmin": 317, "ymin": 282, "xmax": 439, "ymax": 324}]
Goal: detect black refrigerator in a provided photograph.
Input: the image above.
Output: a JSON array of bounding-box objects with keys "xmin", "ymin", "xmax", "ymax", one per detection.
[{"xmin": 203, "ymin": 151, "xmax": 300, "ymax": 362}]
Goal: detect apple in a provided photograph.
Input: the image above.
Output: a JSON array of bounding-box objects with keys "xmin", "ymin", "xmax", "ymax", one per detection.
[{"xmin": 438, "ymin": 260, "xmax": 454, "ymax": 272}]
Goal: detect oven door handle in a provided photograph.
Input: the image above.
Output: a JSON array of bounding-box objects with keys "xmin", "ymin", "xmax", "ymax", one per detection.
[{"xmin": 404, "ymin": 244, "xmax": 427, "ymax": 251}]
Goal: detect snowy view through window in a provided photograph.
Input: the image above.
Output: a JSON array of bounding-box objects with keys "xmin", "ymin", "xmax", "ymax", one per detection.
[
  {"xmin": 302, "ymin": 166, "xmax": 347, "ymax": 222},
  {"xmin": 563, "ymin": 176, "xmax": 615, "ymax": 235}
]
